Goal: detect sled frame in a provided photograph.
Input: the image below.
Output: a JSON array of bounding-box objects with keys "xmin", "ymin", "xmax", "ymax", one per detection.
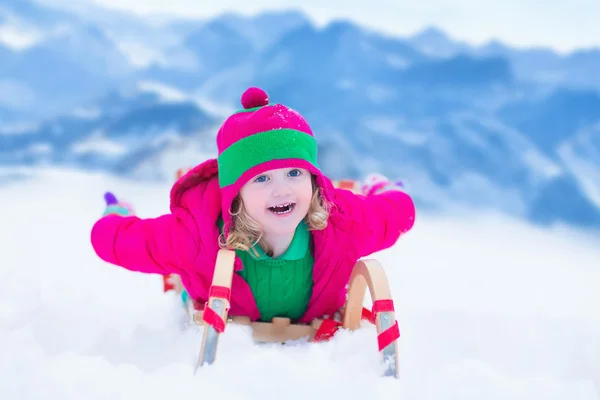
[{"xmin": 174, "ymin": 169, "xmax": 398, "ymax": 377}]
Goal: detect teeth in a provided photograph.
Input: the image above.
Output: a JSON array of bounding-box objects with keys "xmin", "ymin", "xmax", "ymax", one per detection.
[{"xmin": 269, "ymin": 203, "xmax": 294, "ymax": 214}]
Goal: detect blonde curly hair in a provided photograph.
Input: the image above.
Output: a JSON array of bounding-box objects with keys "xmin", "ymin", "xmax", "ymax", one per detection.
[{"xmin": 219, "ymin": 177, "xmax": 330, "ymax": 257}]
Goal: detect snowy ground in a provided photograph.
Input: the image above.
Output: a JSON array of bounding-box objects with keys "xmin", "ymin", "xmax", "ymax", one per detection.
[{"xmin": 1, "ymin": 167, "xmax": 599, "ymax": 400}]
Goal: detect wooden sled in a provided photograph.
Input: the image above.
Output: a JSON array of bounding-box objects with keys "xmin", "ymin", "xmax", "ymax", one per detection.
[
  {"xmin": 191, "ymin": 249, "xmax": 400, "ymax": 378},
  {"xmin": 168, "ymin": 169, "xmax": 398, "ymax": 377}
]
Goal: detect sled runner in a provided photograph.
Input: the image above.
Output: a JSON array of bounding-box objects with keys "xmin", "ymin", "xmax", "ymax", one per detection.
[{"xmin": 188, "ymin": 249, "xmax": 400, "ymax": 378}]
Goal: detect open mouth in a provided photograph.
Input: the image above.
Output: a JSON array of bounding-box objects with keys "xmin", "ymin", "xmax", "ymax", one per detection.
[{"xmin": 268, "ymin": 202, "xmax": 295, "ymax": 215}]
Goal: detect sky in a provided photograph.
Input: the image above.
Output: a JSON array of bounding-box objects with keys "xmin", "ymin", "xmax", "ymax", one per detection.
[{"xmin": 82, "ymin": 0, "xmax": 600, "ymax": 52}]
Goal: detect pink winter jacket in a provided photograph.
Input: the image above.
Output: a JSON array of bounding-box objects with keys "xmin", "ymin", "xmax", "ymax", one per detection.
[{"xmin": 91, "ymin": 159, "xmax": 416, "ymax": 323}]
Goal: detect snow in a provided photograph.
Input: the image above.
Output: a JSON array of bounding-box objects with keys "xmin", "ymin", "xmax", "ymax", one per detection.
[
  {"xmin": 386, "ymin": 54, "xmax": 409, "ymax": 68},
  {"xmin": 192, "ymin": 96, "xmax": 237, "ymax": 119},
  {"xmin": 0, "ymin": 24, "xmax": 42, "ymax": 50},
  {"xmin": 365, "ymin": 85, "xmax": 396, "ymax": 103},
  {"xmin": 1, "ymin": 167, "xmax": 599, "ymax": 399},
  {"xmin": 361, "ymin": 116, "xmax": 427, "ymax": 145},
  {"xmin": 557, "ymin": 126, "xmax": 600, "ymax": 210},
  {"xmin": 27, "ymin": 143, "xmax": 52, "ymax": 155},
  {"xmin": 128, "ymin": 137, "xmax": 217, "ymax": 180},
  {"xmin": 0, "ymin": 80, "xmax": 36, "ymax": 109},
  {"xmin": 114, "ymin": 41, "xmax": 166, "ymax": 69},
  {"xmin": 443, "ymin": 172, "xmax": 528, "ymax": 215},
  {"xmin": 136, "ymin": 81, "xmax": 189, "ymax": 103},
  {"xmin": 71, "ymin": 132, "xmax": 128, "ymax": 156},
  {"xmin": 463, "ymin": 114, "xmax": 564, "ymax": 181},
  {"xmin": 335, "ymin": 79, "xmax": 355, "ymax": 90},
  {"xmin": 522, "ymin": 148, "xmax": 564, "ymax": 180},
  {"xmin": 69, "ymin": 107, "xmax": 102, "ymax": 120},
  {"xmin": 0, "ymin": 121, "xmax": 40, "ymax": 135}
]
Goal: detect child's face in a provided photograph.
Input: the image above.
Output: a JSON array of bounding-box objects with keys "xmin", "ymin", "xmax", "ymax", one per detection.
[{"xmin": 239, "ymin": 167, "xmax": 313, "ymax": 236}]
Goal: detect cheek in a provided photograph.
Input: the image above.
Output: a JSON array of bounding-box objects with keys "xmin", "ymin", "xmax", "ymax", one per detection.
[
  {"xmin": 243, "ymin": 196, "xmax": 263, "ymax": 216},
  {"xmin": 297, "ymin": 181, "xmax": 314, "ymax": 206},
  {"xmin": 240, "ymin": 188, "xmax": 267, "ymax": 216}
]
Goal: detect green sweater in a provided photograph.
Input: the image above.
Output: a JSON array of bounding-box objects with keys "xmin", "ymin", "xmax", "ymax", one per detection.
[{"xmin": 219, "ymin": 219, "xmax": 314, "ymax": 322}]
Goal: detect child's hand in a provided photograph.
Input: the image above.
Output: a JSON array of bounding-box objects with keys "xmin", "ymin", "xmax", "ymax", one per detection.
[
  {"xmin": 361, "ymin": 173, "xmax": 405, "ymax": 196},
  {"xmin": 102, "ymin": 191, "xmax": 135, "ymax": 217}
]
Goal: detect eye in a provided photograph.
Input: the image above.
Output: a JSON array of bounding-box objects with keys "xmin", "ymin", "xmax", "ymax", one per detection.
[
  {"xmin": 288, "ymin": 169, "xmax": 302, "ymax": 177},
  {"xmin": 254, "ymin": 175, "xmax": 268, "ymax": 183}
]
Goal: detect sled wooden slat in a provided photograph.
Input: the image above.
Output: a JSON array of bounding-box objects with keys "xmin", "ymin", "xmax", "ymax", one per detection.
[{"xmin": 194, "ymin": 312, "xmax": 324, "ymax": 343}]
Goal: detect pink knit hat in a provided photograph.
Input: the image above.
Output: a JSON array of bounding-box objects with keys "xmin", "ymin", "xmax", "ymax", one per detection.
[{"xmin": 216, "ymin": 87, "xmax": 330, "ymax": 236}]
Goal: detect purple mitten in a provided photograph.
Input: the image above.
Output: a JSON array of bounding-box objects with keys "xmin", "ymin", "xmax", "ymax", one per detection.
[
  {"xmin": 102, "ymin": 191, "xmax": 134, "ymax": 217},
  {"xmin": 104, "ymin": 192, "xmax": 118, "ymax": 206}
]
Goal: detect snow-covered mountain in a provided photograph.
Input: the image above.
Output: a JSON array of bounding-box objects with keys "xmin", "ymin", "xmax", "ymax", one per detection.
[
  {"xmin": 1, "ymin": 0, "xmax": 600, "ymax": 229},
  {"xmin": 407, "ymin": 26, "xmax": 471, "ymax": 58},
  {"xmin": 0, "ymin": 81, "xmax": 221, "ymax": 180},
  {"xmin": 407, "ymin": 29, "xmax": 600, "ymax": 90},
  {"xmin": 0, "ymin": 0, "xmax": 134, "ymax": 119}
]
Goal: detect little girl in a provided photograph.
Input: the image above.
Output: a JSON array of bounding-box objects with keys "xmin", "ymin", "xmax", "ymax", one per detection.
[{"xmin": 91, "ymin": 87, "xmax": 416, "ymax": 324}]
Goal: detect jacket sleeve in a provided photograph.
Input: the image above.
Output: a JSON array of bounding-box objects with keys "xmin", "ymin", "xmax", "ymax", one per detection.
[
  {"xmin": 334, "ymin": 188, "xmax": 416, "ymax": 258},
  {"xmin": 90, "ymin": 213, "xmax": 192, "ymax": 275}
]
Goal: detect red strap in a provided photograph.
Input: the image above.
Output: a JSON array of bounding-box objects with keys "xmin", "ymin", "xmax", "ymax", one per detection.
[
  {"xmin": 202, "ymin": 305, "xmax": 226, "ymax": 333},
  {"xmin": 313, "ymin": 319, "xmax": 342, "ymax": 342},
  {"xmin": 370, "ymin": 299, "xmax": 401, "ymax": 351},
  {"xmin": 209, "ymin": 285, "xmax": 231, "ymax": 302},
  {"xmin": 361, "ymin": 300, "xmax": 395, "ymax": 325},
  {"xmin": 372, "ymin": 299, "xmax": 395, "ymax": 313},
  {"xmin": 361, "ymin": 307, "xmax": 375, "ymax": 324},
  {"xmin": 192, "ymin": 299, "xmax": 204, "ymax": 311},
  {"xmin": 361, "ymin": 299, "xmax": 394, "ymax": 325},
  {"xmin": 377, "ymin": 321, "xmax": 400, "ymax": 351},
  {"xmin": 200, "ymin": 285, "xmax": 231, "ymax": 333},
  {"xmin": 162, "ymin": 275, "xmax": 175, "ymax": 292},
  {"xmin": 313, "ymin": 302, "xmax": 400, "ymax": 349}
]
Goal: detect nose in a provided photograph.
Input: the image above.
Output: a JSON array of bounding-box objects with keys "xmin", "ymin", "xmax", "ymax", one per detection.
[{"xmin": 272, "ymin": 180, "xmax": 293, "ymax": 197}]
